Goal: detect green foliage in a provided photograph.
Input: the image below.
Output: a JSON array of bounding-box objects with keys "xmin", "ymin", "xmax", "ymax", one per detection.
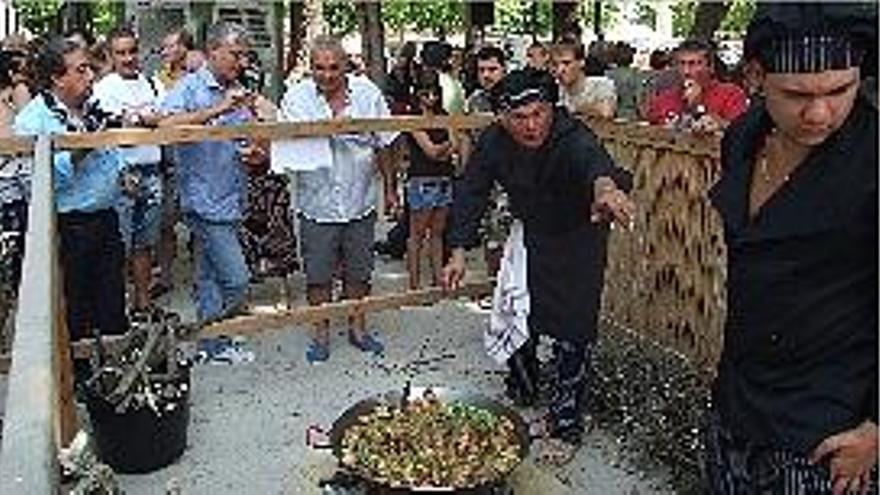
[
  {"xmin": 323, "ymin": 1, "xmax": 358, "ymax": 37},
  {"xmin": 13, "ymin": 0, "xmax": 61, "ymax": 36},
  {"xmin": 493, "ymin": 0, "xmax": 552, "ymax": 36},
  {"xmin": 14, "ymin": 0, "xmax": 124, "ymax": 39},
  {"xmin": 718, "ymin": 0, "xmax": 755, "ymax": 37},
  {"xmin": 671, "ymin": 0, "xmax": 697, "ymax": 38},
  {"xmin": 636, "ymin": 2, "xmax": 657, "ymax": 31},
  {"xmin": 407, "ymin": 1, "xmax": 464, "ymax": 36},
  {"xmin": 581, "ymin": 1, "xmax": 621, "ymax": 33},
  {"xmin": 382, "ymin": 0, "xmax": 413, "ymax": 34},
  {"xmin": 672, "ymin": 0, "xmax": 756, "ymax": 39},
  {"xmin": 328, "ymin": 1, "xmax": 464, "ymax": 38},
  {"xmin": 92, "ymin": 0, "xmax": 124, "ymax": 36}
]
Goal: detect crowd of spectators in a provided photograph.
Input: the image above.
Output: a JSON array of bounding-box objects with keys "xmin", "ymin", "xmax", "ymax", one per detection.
[{"xmin": 0, "ymin": 22, "xmax": 874, "ymax": 365}]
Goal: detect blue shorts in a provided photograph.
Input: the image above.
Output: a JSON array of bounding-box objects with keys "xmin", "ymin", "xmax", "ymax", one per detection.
[
  {"xmin": 407, "ymin": 176, "xmax": 452, "ymax": 210},
  {"xmin": 117, "ymin": 165, "xmax": 163, "ymax": 252}
]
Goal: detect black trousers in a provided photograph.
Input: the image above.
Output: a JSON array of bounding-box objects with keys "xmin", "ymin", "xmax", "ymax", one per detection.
[
  {"xmin": 58, "ymin": 209, "xmax": 128, "ymax": 341},
  {"xmin": 702, "ymin": 409, "xmax": 878, "ymax": 494},
  {"xmin": 508, "ymin": 336, "xmax": 593, "ymax": 444}
]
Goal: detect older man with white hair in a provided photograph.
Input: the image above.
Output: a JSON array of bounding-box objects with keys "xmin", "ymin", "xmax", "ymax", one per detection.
[{"xmin": 273, "ymin": 35, "xmax": 397, "ymax": 363}]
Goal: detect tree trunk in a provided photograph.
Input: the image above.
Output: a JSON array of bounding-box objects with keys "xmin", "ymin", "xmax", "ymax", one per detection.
[
  {"xmin": 552, "ymin": 1, "xmax": 580, "ymax": 40},
  {"xmin": 357, "ymin": 1, "xmax": 386, "ymax": 88},
  {"xmin": 305, "ymin": 0, "xmax": 325, "ymax": 47},
  {"xmin": 61, "ymin": 1, "xmax": 93, "ymax": 38},
  {"xmin": 189, "ymin": 0, "xmax": 215, "ymax": 47},
  {"xmin": 689, "ymin": 1, "xmax": 731, "ymax": 40},
  {"xmin": 593, "ymin": 1, "xmax": 604, "ymax": 40},
  {"xmin": 270, "ymin": 1, "xmax": 285, "ymax": 99},
  {"xmin": 111, "ymin": 2, "xmax": 127, "ymax": 27},
  {"xmin": 287, "ymin": 0, "xmax": 306, "ymax": 74},
  {"xmin": 463, "ymin": 1, "xmax": 474, "ymax": 48}
]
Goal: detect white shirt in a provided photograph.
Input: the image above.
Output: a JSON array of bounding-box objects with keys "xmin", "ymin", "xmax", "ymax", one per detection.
[
  {"xmin": 273, "ymin": 74, "xmax": 397, "ymax": 223},
  {"xmin": 92, "ymin": 72, "xmax": 162, "ymax": 166},
  {"xmin": 560, "ymin": 75, "xmax": 617, "ymax": 114}
]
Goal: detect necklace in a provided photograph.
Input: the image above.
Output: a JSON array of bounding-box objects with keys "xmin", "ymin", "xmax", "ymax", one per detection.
[{"xmin": 758, "ymin": 135, "xmax": 791, "ymax": 185}]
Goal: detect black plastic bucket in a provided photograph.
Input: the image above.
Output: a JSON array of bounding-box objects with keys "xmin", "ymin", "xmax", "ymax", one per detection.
[{"xmin": 85, "ymin": 366, "xmax": 190, "ymax": 474}]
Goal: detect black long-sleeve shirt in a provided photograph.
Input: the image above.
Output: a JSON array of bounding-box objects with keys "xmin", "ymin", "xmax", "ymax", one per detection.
[
  {"xmin": 448, "ymin": 108, "xmax": 631, "ymax": 249},
  {"xmin": 448, "ymin": 107, "xmax": 631, "ymax": 343},
  {"xmin": 709, "ymin": 97, "xmax": 878, "ymax": 454}
]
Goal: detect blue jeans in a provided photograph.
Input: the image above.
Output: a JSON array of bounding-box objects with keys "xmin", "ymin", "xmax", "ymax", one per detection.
[{"xmin": 184, "ymin": 212, "xmax": 249, "ymax": 323}]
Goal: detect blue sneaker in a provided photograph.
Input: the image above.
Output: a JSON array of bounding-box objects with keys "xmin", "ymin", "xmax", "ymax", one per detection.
[
  {"xmin": 306, "ymin": 340, "xmax": 330, "ymax": 363},
  {"xmin": 348, "ymin": 331, "xmax": 384, "ymax": 355}
]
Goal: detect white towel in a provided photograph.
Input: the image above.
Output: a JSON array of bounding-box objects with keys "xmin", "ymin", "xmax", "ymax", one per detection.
[
  {"xmin": 486, "ymin": 220, "xmax": 530, "ymax": 364},
  {"xmin": 270, "ymin": 79, "xmax": 334, "ymax": 172},
  {"xmin": 271, "ymin": 75, "xmax": 398, "ymax": 173}
]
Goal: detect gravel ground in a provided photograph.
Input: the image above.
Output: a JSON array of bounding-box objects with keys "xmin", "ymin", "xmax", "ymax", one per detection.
[
  {"xmin": 1, "ymin": 223, "xmax": 677, "ymax": 494},
  {"xmin": 110, "ymin": 246, "xmax": 674, "ymax": 495}
]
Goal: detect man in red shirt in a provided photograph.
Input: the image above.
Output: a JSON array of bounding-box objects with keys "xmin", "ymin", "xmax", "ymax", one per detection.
[{"xmin": 646, "ymin": 39, "xmax": 748, "ymax": 132}]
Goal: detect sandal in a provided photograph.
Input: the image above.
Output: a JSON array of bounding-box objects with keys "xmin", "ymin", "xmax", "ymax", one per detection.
[
  {"xmin": 348, "ymin": 331, "xmax": 384, "ymax": 355},
  {"xmin": 535, "ymin": 437, "xmax": 579, "ymax": 466},
  {"xmin": 306, "ymin": 340, "xmax": 330, "ymax": 363}
]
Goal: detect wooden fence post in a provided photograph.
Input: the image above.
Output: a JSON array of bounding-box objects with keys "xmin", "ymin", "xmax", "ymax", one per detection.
[{"xmin": 0, "ymin": 135, "xmax": 61, "ymax": 493}]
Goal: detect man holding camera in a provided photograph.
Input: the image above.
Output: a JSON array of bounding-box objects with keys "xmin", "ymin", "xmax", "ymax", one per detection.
[
  {"xmin": 15, "ymin": 37, "xmax": 129, "ymax": 357},
  {"xmin": 159, "ymin": 22, "xmax": 264, "ymax": 325}
]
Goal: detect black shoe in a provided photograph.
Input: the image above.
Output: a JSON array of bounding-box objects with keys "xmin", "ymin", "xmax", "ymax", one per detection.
[
  {"xmin": 373, "ymin": 240, "xmax": 391, "ymax": 255},
  {"xmin": 504, "ymin": 374, "xmax": 537, "ymax": 407}
]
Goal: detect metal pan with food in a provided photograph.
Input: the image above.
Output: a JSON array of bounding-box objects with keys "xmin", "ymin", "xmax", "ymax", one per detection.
[{"xmin": 307, "ymin": 385, "xmax": 530, "ymax": 492}]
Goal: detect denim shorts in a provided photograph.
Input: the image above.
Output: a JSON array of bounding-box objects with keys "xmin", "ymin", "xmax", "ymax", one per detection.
[
  {"xmin": 407, "ymin": 176, "xmax": 453, "ymax": 211},
  {"xmin": 117, "ymin": 165, "xmax": 163, "ymax": 251}
]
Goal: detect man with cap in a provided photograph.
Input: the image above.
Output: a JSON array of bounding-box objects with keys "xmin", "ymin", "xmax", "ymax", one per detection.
[
  {"xmin": 705, "ymin": 3, "xmax": 877, "ymax": 493},
  {"xmin": 442, "ymin": 67, "xmax": 635, "ymax": 464}
]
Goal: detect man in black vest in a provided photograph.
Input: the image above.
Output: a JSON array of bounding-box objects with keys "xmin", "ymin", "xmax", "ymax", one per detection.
[{"xmin": 705, "ymin": 3, "xmax": 878, "ymax": 493}]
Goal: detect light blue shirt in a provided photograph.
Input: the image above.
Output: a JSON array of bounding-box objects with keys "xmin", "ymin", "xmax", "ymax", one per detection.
[
  {"xmin": 160, "ymin": 66, "xmax": 254, "ymax": 222},
  {"xmin": 14, "ymin": 94, "xmax": 126, "ymax": 214},
  {"xmin": 276, "ymin": 74, "xmax": 397, "ymax": 223}
]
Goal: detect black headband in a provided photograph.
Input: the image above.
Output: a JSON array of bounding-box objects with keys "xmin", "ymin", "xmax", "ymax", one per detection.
[
  {"xmin": 493, "ymin": 68, "xmax": 558, "ymax": 113},
  {"xmin": 745, "ymin": 2, "xmax": 876, "ymax": 74}
]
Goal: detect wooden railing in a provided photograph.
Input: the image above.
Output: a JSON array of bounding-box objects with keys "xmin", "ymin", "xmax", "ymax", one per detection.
[
  {"xmin": 0, "ymin": 113, "xmax": 726, "ymax": 491},
  {"xmin": 0, "ymin": 136, "xmax": 69, "ymax": 493}
]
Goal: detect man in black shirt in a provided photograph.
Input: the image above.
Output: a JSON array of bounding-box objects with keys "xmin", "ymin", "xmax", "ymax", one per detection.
[
  {"xmin": 443, "ymin": 68, "xmax": 634, "ymax": 464},
  {"xmin": 705, "ymin": 3, "xmax": 878, "ymax": 493}
]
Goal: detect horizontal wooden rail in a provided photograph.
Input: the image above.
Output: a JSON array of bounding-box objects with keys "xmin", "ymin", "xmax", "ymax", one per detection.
[
  {"xmin": 0, "ymin": 135, "xmax": 35, "ymax": 155},
  {"xmin": 586, "ymin": 117, "xmax": 721, "ymax": 159},
  {"xmin": 0, "ymin": 280, "xmax": 493, "ymax": 371},
  {"xmin": 0, "ymin": 114, "xmax": 721, "ymax": 160},
  {"xmin": 199, "ymin": 281, "xmax": 492, "ymax": 337},
  {"xmin": 51, "ymin": 114, "xmax": 493, "ymax": 151}
]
